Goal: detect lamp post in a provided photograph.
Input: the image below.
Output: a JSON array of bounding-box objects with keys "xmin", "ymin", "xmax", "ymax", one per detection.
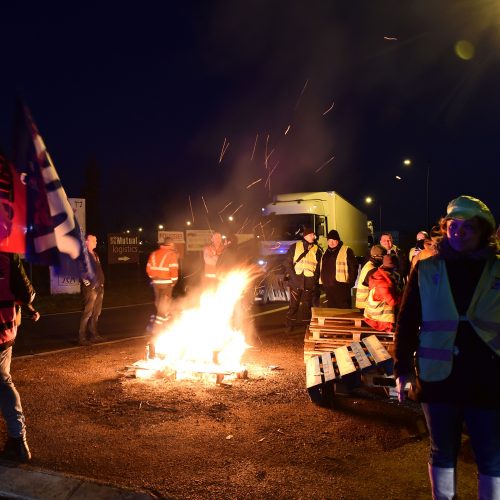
[
  {"xmin": 365, "ymin": 196, "xmax": 382, "ymax": 234},
  {"xmin": 403, "ymin": 158, "xmax": 431, "ymax": 228}
]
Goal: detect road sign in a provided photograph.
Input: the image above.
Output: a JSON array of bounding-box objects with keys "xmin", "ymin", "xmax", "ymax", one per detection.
[
  {"xmin": 108, "ymin": 233, "xmax": 139, "ymax": 264},
  {"xmin": 50, "ymin": 198, "xmax": 86, "ymax": 294},
  {"xmin": 158, "ymin": 230, "xmax": 185, "ymax": 258}
]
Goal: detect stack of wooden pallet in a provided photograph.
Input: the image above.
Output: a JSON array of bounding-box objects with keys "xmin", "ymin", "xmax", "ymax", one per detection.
[
  {"xmin": 306, "ymin": 334, "xmax": 397, "ymax": 404},
  {"xmin": 304, "ymin": 307, "xmax": 394, "ymax": 361}
]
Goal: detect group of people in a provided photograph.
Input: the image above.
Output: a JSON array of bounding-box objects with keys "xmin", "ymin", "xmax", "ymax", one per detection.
[
  {"xmin": 284, "ymin": 195, "xmax": 499, "ymax": 499},
  {"xmin": 1, "ymin": 195, "xmax": 498, "ymax": 499},
  {"xmin": 283, "ymin": 226, "xmax": 411, "ymax": 332}
]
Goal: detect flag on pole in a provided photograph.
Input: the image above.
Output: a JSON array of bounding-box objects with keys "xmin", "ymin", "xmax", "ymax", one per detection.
[{"xmin": 12, "ymin": 101, "xmax": 94, "ymax": 282}]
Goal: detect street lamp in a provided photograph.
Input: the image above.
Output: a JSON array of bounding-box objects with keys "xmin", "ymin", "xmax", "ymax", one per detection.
[
  {"xmin": 402, "ymin": 157, "xmax": 431, "ymax": 228},
  {"xmin": 365, "ymin": 196, "xmax": 382, "ymax": 233}
]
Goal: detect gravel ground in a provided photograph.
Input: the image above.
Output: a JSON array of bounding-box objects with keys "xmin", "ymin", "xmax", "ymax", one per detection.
[{"xmin": 4, "ymin": 328, "xmax": 479, "ymax": 499}]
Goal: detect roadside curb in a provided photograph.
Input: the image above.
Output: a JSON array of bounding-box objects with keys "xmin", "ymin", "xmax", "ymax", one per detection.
[{"xmin": 0, "ymin": 463, "xmax": 157, "ymax": 499}]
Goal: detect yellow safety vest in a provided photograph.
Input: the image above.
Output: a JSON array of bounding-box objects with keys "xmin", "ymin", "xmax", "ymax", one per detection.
[
  {"xmin": 364, "ymin": 287, "xmax": 396, "ymax": 323},
  {"xmin": 417, "ymin": 255, "xmax": 500, "ymax": 382},
  {"xmin": 355, "ymin": 261, "xmax": 376, "ymax": 309},
  {"xmin": 319, "ymin": 245, "xmax": 350, "ymax": 284},
  {"xmin": 335, "ymin": 245, "xmax": 349, "ymax": 283},
  {"xmin": 293, "ymin": 242, "xmax": 318, "ymax": 277}
]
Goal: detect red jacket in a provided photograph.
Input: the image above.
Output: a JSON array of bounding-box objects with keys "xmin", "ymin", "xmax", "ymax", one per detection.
[
  {"xmin": 146, "ymin": 246, "xmax": 179, "ymax": 285},
  {"xmin": 364, "ymin": 267, "xmax": 401, "ymax": 332}
]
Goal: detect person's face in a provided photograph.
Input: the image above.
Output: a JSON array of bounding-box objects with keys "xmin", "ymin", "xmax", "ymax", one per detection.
[
  {"xmin": 416, "ymin": 232, "xmax": 427, "ymax": 241},
  {"xmin": 304, "ymin": 233, "xmax": 316, "ymax": 244},
  {"xmin": 446, "ymin": 219, "xmax": 481, "ymax": 253},
  {"xmin": 86, "ymin": 235, "xmax": 97, "ymax": 251},
  {"xmin": 212, "ymin": 233, "xmax": 222, "ymax": 246},
  {"xmin": 380, "ymin": 234, "xmax": 393, "ymax": 250},
  {"xmin": 328, "ymin": 239, "xmax": 339, "ymax": 248},
  {"xmin": 423, "ymin": 239, "xmax": 436, "ymax": 253}
]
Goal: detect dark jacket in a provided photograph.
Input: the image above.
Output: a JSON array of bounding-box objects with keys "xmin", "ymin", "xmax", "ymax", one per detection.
[
  {"xmin": 284, "ymin": 240, "xmax": 322, "ymax": 290},
  {"xmin": 394, "ymin": 253, "xmax": 500, "ymax": 407},
  {"xmin": 320, "ymin": 242, "xmax": 358, "ymax": 287},
  {"xmin": 0, "ymin": 253, "xmax": 35, "ymax": 349}
]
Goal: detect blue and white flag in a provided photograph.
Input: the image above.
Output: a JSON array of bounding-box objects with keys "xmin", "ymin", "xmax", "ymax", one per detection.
[{"xmin": 13, "ymin": 101, "xmax": 94, "ymax": 282}]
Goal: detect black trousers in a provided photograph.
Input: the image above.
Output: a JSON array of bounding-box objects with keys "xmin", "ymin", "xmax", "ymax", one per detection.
[
  {"xmin": 286, "ymin": 287, "xmax": 314, "ymax": 325},
  {"xmin": 323, "ymin": 283, "xmax": 352, "ymax": 309}
]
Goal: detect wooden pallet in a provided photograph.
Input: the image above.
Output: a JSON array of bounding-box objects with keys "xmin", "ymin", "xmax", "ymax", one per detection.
[
  {"xmin": 307, "ymin": 307, "xmax": 394, "ymax": 351},
  {"xmin": 306, "ymin": 335, "xmax": 395, "ymax": 405},
  {"xmin": 304, "ymin": 333, "xmax": 394, "ymax": 361}
]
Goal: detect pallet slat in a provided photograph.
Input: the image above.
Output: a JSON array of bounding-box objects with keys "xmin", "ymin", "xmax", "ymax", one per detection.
[
  {"xmin": 305, "ymin": 335, "xmax": 396, "ymax": 405},
  {"xmin": 349, "ymin": 341, "xmax": 371, "ymax": 370},
  {"xmin": 362, "ymin": 335, "xmax": 392, "ymax": 364}
]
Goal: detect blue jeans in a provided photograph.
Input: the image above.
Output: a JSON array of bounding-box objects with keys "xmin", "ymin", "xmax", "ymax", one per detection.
[
  {"xmin": 79, "ymin": 286, "xmax": 104, "ymax": 340},
  {"xmin": 422, "ymin": 402, "xmax": 500, "ymax": 476},
  {"xmin": 0, "ymin": 346, "xmax": 25, "ymax": 438}
]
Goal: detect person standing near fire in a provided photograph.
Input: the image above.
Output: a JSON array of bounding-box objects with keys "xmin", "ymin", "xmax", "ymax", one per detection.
[
  {"xmin": 203, "ymin": 231, "xmax": 226, "ymax": 287},
  {"xmin": 284, "ymin": 226, "xmax": 322, "ymax": 332},
  {"xmin": 0, "ymin": 253, "xmax": 39, "ymax": 463},
  {"xmin": 78, "ymin": 233, "xmax": 105, "ymax": 346},
  {"xmin": 319, "ymin": 229, "xmax": 358, "ymax": 309},
  {"xmin": 146, "ymin": 237, "xmax": 179, "ymax": 334},
  {"xmin": 395, "ymin": 195, "xmax": 500, "ymax": 499}
]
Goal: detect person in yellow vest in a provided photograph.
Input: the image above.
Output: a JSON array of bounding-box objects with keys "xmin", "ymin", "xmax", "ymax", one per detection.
[
  {"xmin": 203, "ymin": 231, "xmax": 226, "ymax": 287},
  {"xmin": 363, "ymin": 254, "xmax": 402, "ymax": 332},
  {"xmin": 394, "ymin": 195, "xmax": 500, "ymax": 500},
  {"xmin": 319, "ymin": 229, "xmax": 358, "ymax": 308},
  {"xmin": 355, "ymin": 244, "xmax": 386, "ymax": 311},
  {"xmin": 283, "ymin": 226, "xmax": 322, "ymax": 332}
]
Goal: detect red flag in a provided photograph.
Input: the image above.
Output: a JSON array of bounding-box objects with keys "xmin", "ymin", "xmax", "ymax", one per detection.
[{"xmin": 0, "ymin": 153, "xmax": 26, "ymax": 253}]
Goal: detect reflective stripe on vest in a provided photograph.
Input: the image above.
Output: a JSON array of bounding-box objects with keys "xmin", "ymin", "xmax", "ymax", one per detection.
[
  {"xmin": 364, "ymin": 287, "xmax": 395, "ymax": 323},
  {"xmin": 418, "ymin": 255, "xmax": 500, "ymax": 382},
  {"xmin": 355, "ymin": 261, "xmax": 376, "ymax": 309},
  {"xmin": 335, "ymin": 245, "xmax": 349, "ymax": 283},
  {"xmin": 293, "ymin": 243, "xmax": 318, "ymax": 277}
]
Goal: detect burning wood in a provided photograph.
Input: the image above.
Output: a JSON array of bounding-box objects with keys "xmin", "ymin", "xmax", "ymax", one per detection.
[{"xmin": 134, "ymin": 270, "xmax": 252, "ymax": 383}]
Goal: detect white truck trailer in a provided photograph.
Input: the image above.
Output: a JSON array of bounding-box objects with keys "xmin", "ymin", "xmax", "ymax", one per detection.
[{"xmin": 254, "ymin": 191, "xmax": 369, "ymax": 303}]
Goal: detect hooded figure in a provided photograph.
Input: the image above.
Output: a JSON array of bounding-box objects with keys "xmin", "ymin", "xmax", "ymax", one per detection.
[
  {"xmin": 355, "ymin": 244, "xmax": 387, "ymax": 310},
  {"xmin": 363, "ymin": 254, "xmax": 402, "ymax": 332}
]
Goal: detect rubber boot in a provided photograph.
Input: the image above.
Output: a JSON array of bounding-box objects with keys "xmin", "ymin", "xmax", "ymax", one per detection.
[
  {"xmin": 479, "ymin": 473, "xmax": 500, "ymax": 500},
  {"xmin": 2, "ymin": 435, "xmax": 32, "ymax": 463},
  {"xmin": 428, "ymin": 464, "xmax": 456, "ymax": 500}
]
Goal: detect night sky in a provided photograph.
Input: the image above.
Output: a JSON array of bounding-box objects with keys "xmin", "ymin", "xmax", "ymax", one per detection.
[{"xmin": 1, "ymin": 1, "xmax": 499, "ymax": 240}]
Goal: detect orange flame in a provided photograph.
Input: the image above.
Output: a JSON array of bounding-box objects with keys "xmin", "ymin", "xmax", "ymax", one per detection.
[{"xmin": 135, "ymin": 270, "xmax": 251, "ymax": 380}]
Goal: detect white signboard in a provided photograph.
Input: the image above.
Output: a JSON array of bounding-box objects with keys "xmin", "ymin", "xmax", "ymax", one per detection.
[
  {"xmin": 50, "ymin": 198, "xmax": 86, "ymax": 295},
  {"xmin": 158, "ymin": 230, "xmax": 185, "ymax": 244},
  {"xmin": 186, "ymin": 230, "xmax": 212, "ymax": 252}
]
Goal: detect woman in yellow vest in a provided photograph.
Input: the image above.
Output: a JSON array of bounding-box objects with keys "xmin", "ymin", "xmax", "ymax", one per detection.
[{"xmin": 395, "ymin": 195, "xmax": 500, "ymax": 499}]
